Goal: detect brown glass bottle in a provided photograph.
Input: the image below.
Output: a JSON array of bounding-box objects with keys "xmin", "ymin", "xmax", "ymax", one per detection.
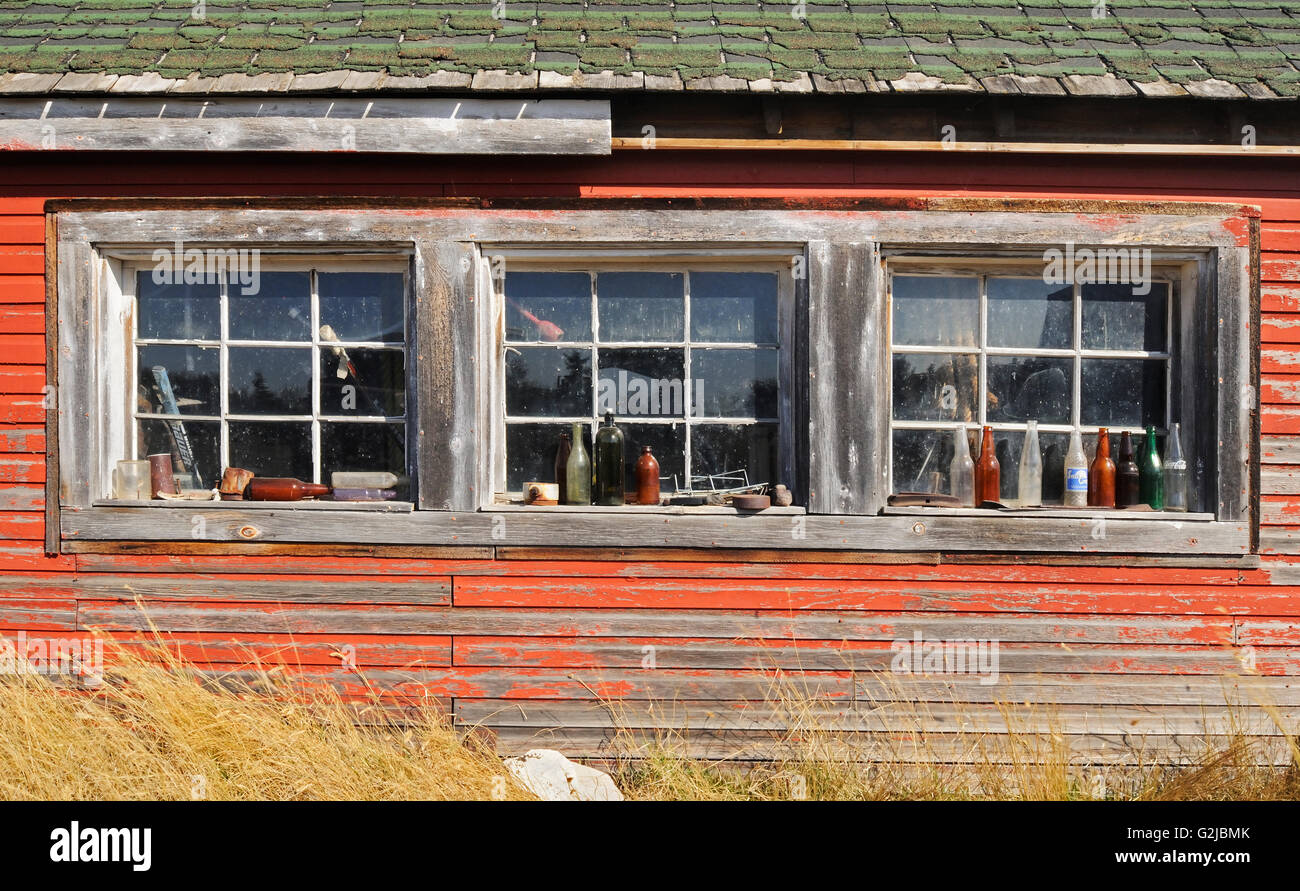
[
  {"xmin": 554, "ymin": 432, "xmax": 571, "ymax": 505},
  {"xmin": 635, "ymin": 445, "xmax": 660, "ymax": 505},
  {"xmin": 1116, "ymin": 431, "xmax": 1140, "ymax": 507},
  {"xmin": 1088, "ymin": 428, "xmax": 1116, "ymax": 508},
  {"xmin": 974, "ymin": 426, "xmax": 1000, "ymax": 505},
  {"xmin": 245, "ymin": 477, "xmax": 331, "ymax": 501}
]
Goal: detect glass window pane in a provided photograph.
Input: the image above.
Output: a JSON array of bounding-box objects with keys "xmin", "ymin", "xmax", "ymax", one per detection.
[
  {"xmin": 136, "ymin": 274, "xmax": 220, "ymax": 341},
  {"xmin": 1082, "ymin": 283, "xmax": 1168, "ymax": 352},
  {"xmin": 692, "ymin": 349, "xmax": 778, "ymax": 419},
  {"xmin": 690, "ymin": 424, "xmax": 778, "ymax": 489},
  {"xmin": 892, "ymin": 427, "xmax": 959, "ymax": 495},
  {"xmin": 987, "ymin": 278, "xmax": 1073, "ymax": 349},
  {"xmin": 504, "ymin": 271, "xmax": 591, "ymax": 342},
  {"xmin": 597, "ymin": 348, "xmax": 686, "ymax": 419},
  {"xmin": 227, "ymin": 347, "xmax": 311, "ymax": 415},
  {"xmin": 892, "ymin": 353, "xmax": 978, "ymax": 423},
  {"xmin": 321, "ymin": 422, "xmax": 406, "ymax": 498},
  {"xmin": 137, "ymin": 345, "xmax": 220, "ymax": 416},
  {"xmin": 506, "ymin": 346, "xmax": 591, "ymax": 417},
  {"xmin": 690, "ymin": 271, "xmax": 778, "ymax": 343},
  {"xmin": 986, "ymin": 356, "xmax": 1072, "ymax": 425},
  {"xmin": 320, "ymin": 348, "xmax": 405, "ymax": 417},
  {"xmin": 229, "ymin": 421, "xmax": 312, "ymax": 481},
  {"xmin": 891, "ymin": 275, "xmax": 979, "ymax": 347},
  {"xmin": 1081, "ymin": 358, "xmax": 1166, "ymax": 428},
  {"xmin": 318, "ymin": 272, "xmax": 405, "ymax": 343},
  {"xmin": 596, "ymin": 271, "xmax": 684, "ymax": 342},
  {"xmin": 228, "ymin": 271, "xmax": 311, "ymax": 341},
  {"xmin": 620, "ymin": 422, "xmax": 686, "ymax": 494},
  {"xmin": 137, "ymin": 419, "xmax": 219, "ymax": 490},
  {"xmin": 505, "ymin": 422, "xmax": 580, "ymax": 494}
]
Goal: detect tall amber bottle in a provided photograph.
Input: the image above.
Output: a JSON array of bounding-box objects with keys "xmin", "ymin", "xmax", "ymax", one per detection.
[
  {"xmin": 1116, "ymin": 431, "xmax": 1140, "ymax": 507},
  {"xmin": 635, "ymin": 446, "xmax": 660, "ymax": 505},
  {"xmin": 1088, "ymin": 428, "xmax": 1116, "ymax": 508},
  {"xmin": 554, "ymin": 431, "xmax": 571, "ymax": 505},
  {"xmin": 974, "ymin": 426, "xmax": 1000, "ymax": 505}
]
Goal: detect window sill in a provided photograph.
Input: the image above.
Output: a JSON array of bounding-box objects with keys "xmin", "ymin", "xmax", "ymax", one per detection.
[
  {"xmin": 882, "ymin": 506, "xmax": 1215, "ymax": 522},
  {"xmin": 91, "ymin": 499, "xmax": 414, "ymax": 513},
  {"xmin": 489, "ymin": 503, "xmax": 806, "ymax": 516},
  {"xmin": 61, "ymin": 504, "xmax": 1249, "ymax": 555}
]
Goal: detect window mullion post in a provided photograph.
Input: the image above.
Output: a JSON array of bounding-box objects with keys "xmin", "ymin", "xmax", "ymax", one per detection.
[
  {"xmin": 1073, "ymin": 281, "xmax": 1082, "ymax": 431},
  {"xmin": 683, "ymin": 271, "xmax": 692, "ymax": 490},
  {"xmin": 219, "ymin": 270, "xmax": 230, "ymax": 477},
  {"xmin": 310, "ymin": 269, "xmax": 321, "ymax": 485}
]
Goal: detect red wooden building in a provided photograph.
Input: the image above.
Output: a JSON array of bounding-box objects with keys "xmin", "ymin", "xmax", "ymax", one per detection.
[{"xmin": 2, "ymin": 1, "xmax": 1299, "ymax": 762}]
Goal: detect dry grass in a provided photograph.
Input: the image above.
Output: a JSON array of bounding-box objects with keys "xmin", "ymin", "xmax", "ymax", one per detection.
[
  {"xmin": 2, "ymin": 635, "xmax": 1299, "ymax": 801},
  {"xmin": 0, "ymin": 640, "xmax": 532, "ymax": 801},
  {"xmin": 596, "ymin": 676, "xmax": 1300, "ymax": 802}
]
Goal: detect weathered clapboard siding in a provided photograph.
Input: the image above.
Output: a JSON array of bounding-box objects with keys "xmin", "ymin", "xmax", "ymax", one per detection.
[{"xmin": 0, "ymin": 149, "xmax": 1296, "ymax": 762}]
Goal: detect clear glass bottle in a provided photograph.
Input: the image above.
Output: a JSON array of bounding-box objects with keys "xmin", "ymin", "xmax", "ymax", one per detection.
[
  {"xmin": 1018, "ymin": 421, "xmax": 1042, "ymax": 507},
  {"xmin": 565, "ymin": 422, "xmax": 591, "ymax": 505},
  {"xmin": 1163, "ymin": 422, "xmax": 1188, "ymax": 512},
  {"xmin": 949, "ymin": 427, "xmax": 974, "ymax": 507},
  {"xmin": 1063, "ymin": 427, "xmax": 1089, "ymax": 507}
]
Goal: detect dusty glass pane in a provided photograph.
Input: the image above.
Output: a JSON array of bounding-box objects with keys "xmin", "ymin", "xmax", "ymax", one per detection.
[
  {"xmin": 1081, "ymin": 283, "xmax": 1168, "ymax": 352},
  {"xmin": 597, "ymin": 348, "xmax": 686, "ymax": 418},
  {"xmin": 690, "ymin": 271, "xmax": 778, "ymax": 343},
  {"xmin": 986, "ymin": 278, "xmax": 1073, "ymax": 349},
  {"xmin": 228, "ymin": 271, "xmax": 311, "ymax": 342},
  {"xmin": 690, "ymin": 424, "xmax": 778, "ymax": 489},
  {"xmin": 504, "ymin": 271, "xmax": 592, "ymax": 342},
  {"xmin": 227, "ymin": 347, "xmax": 311, "ymax": 415},
  {"xmin": 986, "ymin": 356, "xmax": 1072, "ymax": 424},
  {"xmin": 892, "ymin": 353, "xmax": 979, "ymax": 423},
  {"xmin": 137, "ymin": 345, "xmax": 220, "ymax": 416},
  {"xmin": 318, "ymin": 272, "xmax": 405, "ymax": 343},
  {"xmin": 136, "ymin": 274, "xmax": 220, "ymax": 341},
  {"xmin": 321, "ymin": 422, "xmax": 406, "ymax": 497},
  {"xmin": 692, "ymin": 349, "xmax": 778, "ymax": 419},
  {"xmin": 136, "ymin": 419, "xmax": 219, "ymax": 490},
  {"xmin": 505, "ymin": 422, "xmax": 583, "ymax": 494},
  {"xmin": 596, "ymin": 271, "xmax": 684, "ymax": 342},
  {"xmin": 1081, "ymin": 358, "xmax": 1166, "ymax": 428},
  {"xmin": 505, "ymin": 346, "xmax": 591, "ymax": 417},
  {"xmin": 320, "ymin": 348, "xmax": 405, "ymax": 417},
  {"xmin": 892, "ymin": 428, "xmax": 949, "ymax": 494},
  {"xmin": 620, "ymin": 422, "xmax": 686, "ymax": 494},
  {"xmin": 229, "ymin": 421, "xmax": 312, "ymax": 481},
  {"xmin": 891, "ymin": 275, "xmax": 979, "ymax": 348}
]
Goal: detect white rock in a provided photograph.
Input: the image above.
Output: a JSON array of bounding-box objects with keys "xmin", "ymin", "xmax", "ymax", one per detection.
[{"xmin": 503, "ymin": 749, "xmax": 624, "ymax": 801}]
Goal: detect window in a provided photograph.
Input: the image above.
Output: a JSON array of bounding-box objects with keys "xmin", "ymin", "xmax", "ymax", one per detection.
[
  {"xmin": 54, "ymin": 203, "xmax": 1253, "ymax": 555},
  {"xmin": 112, "ymin": 258, "xmax": 410, "ymax": 501},
  {"xmin": 888, "ymin": 265, "xmax": 1177, "ymax": 506},
  {"xmin": 491, "ymin": 262, "xmax": 793, "ymax": 502}
]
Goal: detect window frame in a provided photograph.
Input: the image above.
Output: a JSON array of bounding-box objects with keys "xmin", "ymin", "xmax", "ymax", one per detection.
[
  {"xmin": 883, "ymin": 256, "xmax": 1193, "ymax": 508},
  {"xmin": 50, "ymin": 201, "xmax": 1255, "ymax": 556},
  {"xmin": 483, "ymin": 251, "xmax": 798, "ymax": 508},
  {"xmin": 111, "ymin": 254, "xmax": 412, "ymax": 499}
]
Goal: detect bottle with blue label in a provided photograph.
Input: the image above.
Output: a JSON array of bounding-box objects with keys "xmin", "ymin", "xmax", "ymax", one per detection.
[{"xmin": 1063, "ymin": 427, "xmax": 1089, "ymax": 507}]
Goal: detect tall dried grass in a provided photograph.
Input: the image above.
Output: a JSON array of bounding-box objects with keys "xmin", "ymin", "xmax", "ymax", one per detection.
[{"xmin": 0, "ymin": 639, "xmax": 531, "ymax": 801}]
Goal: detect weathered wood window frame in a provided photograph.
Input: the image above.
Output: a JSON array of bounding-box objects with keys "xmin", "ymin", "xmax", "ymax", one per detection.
[
  {"xmin": 109, "ymin": 253, "xmax": 413, "ymax": 503},
  {"xmin": 51, "ymin": 201, "xmax": 1255, "ymax": 556},
  {"xmin": 482, "ymin": 249, "xmax": 799, "ymax": 509},
  {"xmin": 884, "ymin": 255, "xmax": 1190, "ymax": 508}
]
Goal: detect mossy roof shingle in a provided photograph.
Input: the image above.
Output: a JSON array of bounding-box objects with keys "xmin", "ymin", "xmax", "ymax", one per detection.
[{"xmin": 0, "ymin": 0, "xmax": 1297, "ymax": 96}]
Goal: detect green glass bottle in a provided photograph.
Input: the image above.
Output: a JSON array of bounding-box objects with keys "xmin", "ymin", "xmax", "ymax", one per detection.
[
  {"xmin": 1138, "ymin": 424, "xmax": 1164, "ymax": 510},
  {"xmin": 564, "ymin": 422, "xmax": 591, "ymax": 505},
  {"xmin": 594, "ymin": 412, "xmax": 626, "ymax": 507}
]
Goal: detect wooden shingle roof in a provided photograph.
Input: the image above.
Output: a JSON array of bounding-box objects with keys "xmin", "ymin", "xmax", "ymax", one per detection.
[{"xmin": 0, "ymin": 0, "xmax": 1298, "ymax": 97}]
